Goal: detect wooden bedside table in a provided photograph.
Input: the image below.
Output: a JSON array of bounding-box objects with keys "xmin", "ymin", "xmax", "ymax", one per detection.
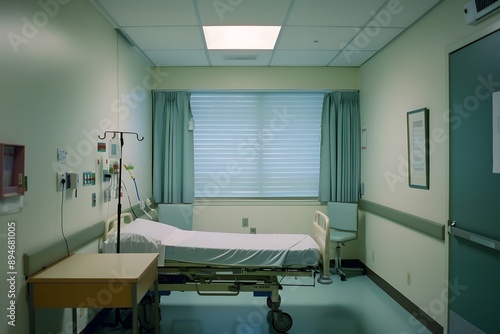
[{"xmin": 28, "ymin": 253, "xmax": 159, "ymax": 334}]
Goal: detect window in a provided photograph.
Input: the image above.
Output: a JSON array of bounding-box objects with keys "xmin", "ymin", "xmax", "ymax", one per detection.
[{"xmin": 191, "ymin": 92, "xmax": 323, "ymax": 198}]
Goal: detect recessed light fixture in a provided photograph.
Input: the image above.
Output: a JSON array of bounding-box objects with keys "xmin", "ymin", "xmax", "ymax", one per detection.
[{"xmin": 203, "ymin": 26, "xmax": 281, "ymax": 50}]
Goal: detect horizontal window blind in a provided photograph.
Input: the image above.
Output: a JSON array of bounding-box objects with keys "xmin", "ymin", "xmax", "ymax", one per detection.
[{"xmin": 191, "ymin": 92, "xmax": 323, "ymax": 198}]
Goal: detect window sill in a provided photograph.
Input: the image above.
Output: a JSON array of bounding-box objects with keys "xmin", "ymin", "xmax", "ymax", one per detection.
[{"xmin": 193, "ymin": 198, "xmax": 323, "ymax": 207}]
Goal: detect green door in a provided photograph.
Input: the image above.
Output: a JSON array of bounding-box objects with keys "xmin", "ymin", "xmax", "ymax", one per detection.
[{"xmin": 449, "ymin": 28, "xmax": 500, "ymax": 333}]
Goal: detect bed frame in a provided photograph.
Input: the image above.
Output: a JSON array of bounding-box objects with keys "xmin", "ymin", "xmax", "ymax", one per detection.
[{"xmin": 103, "ymin": 210, "xmax": 332, "ymax": 333}]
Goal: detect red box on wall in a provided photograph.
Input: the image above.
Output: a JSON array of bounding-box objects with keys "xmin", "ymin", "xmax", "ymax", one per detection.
[{"xmin": 1, "ymin": 144, "xmax": 25, "ymax": 198}]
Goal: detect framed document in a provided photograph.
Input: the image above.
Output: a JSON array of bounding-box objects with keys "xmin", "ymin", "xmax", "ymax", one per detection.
[{"xmin": 407, "ymin": 108, "xmax": 429, "ymax": 189}]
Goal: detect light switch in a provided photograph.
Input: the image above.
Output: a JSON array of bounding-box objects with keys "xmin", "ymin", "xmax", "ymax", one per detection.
[{"xmin": 57, "ymin": 148, "xmax": 67, "ymax": 163}]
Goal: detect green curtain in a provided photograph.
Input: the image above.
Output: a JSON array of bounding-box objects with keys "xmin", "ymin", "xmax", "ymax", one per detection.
[
  {"xmin": 152, "ymin": 91, "xmax": 194, "ymax": 204},
  {"xmin": 319, "ymin": 91, "xmax": 361, "ymax": 203}
]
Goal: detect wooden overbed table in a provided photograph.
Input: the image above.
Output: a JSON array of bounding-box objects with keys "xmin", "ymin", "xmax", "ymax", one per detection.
[{"xmin": 28, "ymin": 253, "xmax": 159, "ymax": 334}]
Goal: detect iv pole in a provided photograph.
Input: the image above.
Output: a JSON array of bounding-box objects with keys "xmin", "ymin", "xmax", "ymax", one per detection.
[{"xmin": 98, "ymin": 131, "xmax": 144, "ymax": 253}]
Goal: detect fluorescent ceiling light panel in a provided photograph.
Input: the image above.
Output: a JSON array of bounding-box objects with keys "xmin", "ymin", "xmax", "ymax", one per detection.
[{"xmin": 203, "ymin": 26, "xmax": 281, "ymax": 50}]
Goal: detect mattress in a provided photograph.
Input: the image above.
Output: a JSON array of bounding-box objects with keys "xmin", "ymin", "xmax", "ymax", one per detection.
[{"xmin": 103, "ymin": 218, "xmax": 320, "ymax": 268}]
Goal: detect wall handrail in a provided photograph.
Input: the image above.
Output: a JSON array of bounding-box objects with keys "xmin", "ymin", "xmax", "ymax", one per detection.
[
  {"xmin": 358, "ymin": 199, "xmax": 445, "ymax": 240},
  {"xmin": 23, "ymin": 221, "xmax": 104, "ymax": 277},
  {"xmin": 23, "ymin": 200, "xmax": 153, "ymax": 278},
  {"xmin": 452, "ymin": 226, "xmax": 500, "ymax": 251}
]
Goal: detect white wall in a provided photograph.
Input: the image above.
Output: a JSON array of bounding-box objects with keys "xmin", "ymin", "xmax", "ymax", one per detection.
[
  {"xmin": 153, "ymin": 66, "xmax": 359, "ymax": 91},
  {"xmin": 0, "ymin": 1, "xmax": 153, "ymax": 333},
  {"xmin": 359, "ymin": 0, "xmax": 500, "ymax": 330}
]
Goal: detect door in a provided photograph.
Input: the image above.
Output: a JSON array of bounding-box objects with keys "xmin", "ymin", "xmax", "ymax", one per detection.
[{"xmin": 449, "ymin": 28, "xmax": 500, "ymax": 333}]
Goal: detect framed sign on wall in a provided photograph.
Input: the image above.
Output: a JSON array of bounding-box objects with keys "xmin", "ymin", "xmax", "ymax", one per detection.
[{"xmin": 407, "ymin": 108, "xmax": 429, "ymax": 189}]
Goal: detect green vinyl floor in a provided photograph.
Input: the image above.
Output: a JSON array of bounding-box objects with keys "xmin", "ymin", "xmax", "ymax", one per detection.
[{"xmin": 94, "ymin": 272, "xmax": 433, "ymax": 334}]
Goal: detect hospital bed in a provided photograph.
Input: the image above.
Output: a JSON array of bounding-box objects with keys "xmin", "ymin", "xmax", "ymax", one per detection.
[{"xmin": 102, "ymin": 211, "xmax": 332, "ymax": 333}]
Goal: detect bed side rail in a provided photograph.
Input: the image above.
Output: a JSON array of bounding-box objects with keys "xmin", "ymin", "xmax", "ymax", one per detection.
[
  {"xmin": 103, "ymin": 212, "xmax": 133, "ymax": 241},
  {"xmin": 312, "ymin": 211, "xmax": 332, "ymax": 284}
]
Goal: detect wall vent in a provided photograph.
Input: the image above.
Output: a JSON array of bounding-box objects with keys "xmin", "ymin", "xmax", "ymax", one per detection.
[
  {"xmin": 223, "ymin": 55, "xmax": 258, "ymax": 61},
  {"xmin": 464, "ymin": 0, "xmax": 500, "ymax": 25}
]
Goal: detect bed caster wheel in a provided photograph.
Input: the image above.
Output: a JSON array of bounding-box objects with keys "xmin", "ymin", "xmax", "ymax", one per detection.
[
  {"xmin": 266, "ymin": 295, "xmax": 281, "ymax": 309},
  {"xmin": 272, "ymin": 311, "xmax": 293, "ymax": 333},
  {"xmin": 341, "ymin": 275, "xmax": 346, "ymax": 281}
]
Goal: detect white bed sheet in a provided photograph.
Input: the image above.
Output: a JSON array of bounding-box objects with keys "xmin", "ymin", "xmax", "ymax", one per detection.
[{"xmin": 103, "ymin": 218, "xmax": 320, "ymax": 268}]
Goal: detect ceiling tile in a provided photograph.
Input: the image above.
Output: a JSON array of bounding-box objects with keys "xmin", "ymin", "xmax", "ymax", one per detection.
[
  {"xmin": 287, "ymin": 0, "xmax": 387, "ymax": 26},
  {"xmin": 196, "ymin": 0, "xmax": 291, "ymax": 25},
  {"xmin": 277, "ymin": 26, "xmax": 358, "ymax": 51},
  {"xmin": 89, "ymin": 0, "xmax": 443, "ymax": 67},
  {"xmin": 345, "ymin": 27, "xmax": 405, "ymax": 51},
  {"xmin": 367, "ymin": 0, "xmax": 442, "ymax": 28},
  {"xmin": 123, "ymin": 27, "xmax": 204, "ymax": 50},
  {"xmin": 145, "ymin": 50, "xmax": 210, "ymax": 66},
  {"xmin": 96, "ymin": 0, "xmax": 198, "ymax": 26},
  {"xmin": 271, "ymin": 50, "xmax": 340, "ymax": 66}
]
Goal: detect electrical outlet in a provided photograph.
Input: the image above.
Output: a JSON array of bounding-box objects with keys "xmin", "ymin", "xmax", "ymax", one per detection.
[
  {"xmin": 407, "ymin": 272, "xmax": 411, "ymax": 286},
  {"xmin": 242, "ymin": 218, "xmax": 249, "ymax": 227},
  {"xmin": 56, "ymin": 172, "xmax": 66, "ymax": 191},
  {"xmin": 372, "ymin": 250, "xmax": 375, "ymax": 261},
  {"xmin": 250, "ymin": 227, "xmax": 256, "ymax": 234}
]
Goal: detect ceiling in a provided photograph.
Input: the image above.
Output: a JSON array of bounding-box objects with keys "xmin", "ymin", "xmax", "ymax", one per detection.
[{"xmin": 89, "ymin": 0, "xmax": 442, "ymax": 67}]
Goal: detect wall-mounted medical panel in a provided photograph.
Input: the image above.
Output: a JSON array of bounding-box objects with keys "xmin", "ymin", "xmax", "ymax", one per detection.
[{"xmin": 0, "ymin": 144, "xmax": 25, "ymax": 198}]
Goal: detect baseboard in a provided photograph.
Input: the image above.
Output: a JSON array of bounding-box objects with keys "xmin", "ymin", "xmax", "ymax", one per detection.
[
  {"xmin": 365, "ymin": 267, "xmax": 443, "ymax": 334},
  {"xmin": 330, "ymin": 258, "xmax": 366, "ymax": 270}
]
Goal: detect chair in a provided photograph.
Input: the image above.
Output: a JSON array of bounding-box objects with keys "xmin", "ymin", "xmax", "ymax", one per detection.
[{"xmin": 327, "ymin": 201, "xmax": 364, "ymax": 281}]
